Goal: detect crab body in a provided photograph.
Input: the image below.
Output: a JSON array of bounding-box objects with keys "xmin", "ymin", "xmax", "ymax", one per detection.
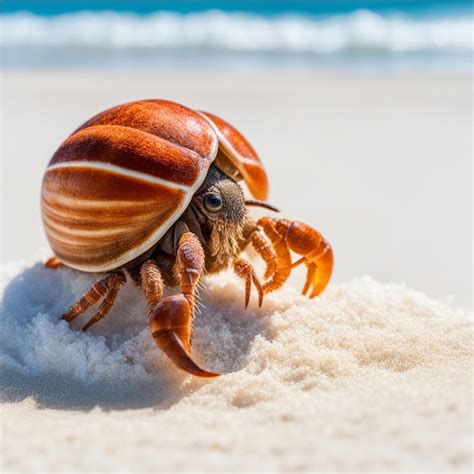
[{"xmin": 42, "ymin": 100, "xmax": 333, "ymax": 377}]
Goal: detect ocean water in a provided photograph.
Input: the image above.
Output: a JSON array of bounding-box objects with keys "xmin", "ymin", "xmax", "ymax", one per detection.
[{"xmin": 1, "ymin": 1, "xmax": 472, "ymax": 72}]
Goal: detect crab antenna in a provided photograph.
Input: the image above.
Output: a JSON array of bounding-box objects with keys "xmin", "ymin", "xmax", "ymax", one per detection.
[{"xmin": 245, "ymin": 199, "xmax": 280, "ymax": 213}]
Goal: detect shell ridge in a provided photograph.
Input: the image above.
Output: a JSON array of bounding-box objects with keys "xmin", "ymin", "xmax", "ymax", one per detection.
[
  {"xmin": 198, "ymin": 111, "xmax": 259, "ymax": 188},
  {"xmin": 197, "ymin": 111, "xmax": 257, "ymax": 166},
  {"xmin": 197, "ymin": 111, "xmax": 268, "ymax": 200},
  {"xmin": 75, "ymin": 100, "xmax": 219, "ymax": 163},
  {"xmin": 43, "ymin": 159, "xmax": 214, "ymax": 273},
  {"xmin": 46, "ymin": 161, "xmax": 193, "ymax": 192},
  {"xmin": 82, "ymin": 122, "xmax": 218, "ymax": 163}
]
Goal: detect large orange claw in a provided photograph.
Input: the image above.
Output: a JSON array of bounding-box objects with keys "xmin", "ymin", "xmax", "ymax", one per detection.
[
  {"xmin": 257, "ymin": 217, "xmax": 334, "ymax": 298},
  {"xmin": 149, "ymin": 294, "xmax": 219, "ymax": 378}
]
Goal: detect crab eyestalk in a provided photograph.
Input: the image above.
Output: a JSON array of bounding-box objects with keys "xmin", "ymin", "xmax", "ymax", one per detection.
[{"xmin": 245, "ymin": 199, "xmax": 280, "ymax": 213}]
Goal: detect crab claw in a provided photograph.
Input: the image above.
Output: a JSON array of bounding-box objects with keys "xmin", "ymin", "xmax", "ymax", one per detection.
[
  {"xmin": 149, "ymin": 294, "xmax": 219, "ymax": 378},
  {"xmin": 282, "ymin": 220, "xmax": 334, "ymax": 298},
  {"xmin": 258, "ymin": 217, "xmax": 334, "ymax": 298},
  {"xmin": 299, "ymin": 245, "xmax": 334, "ymax": 298}
]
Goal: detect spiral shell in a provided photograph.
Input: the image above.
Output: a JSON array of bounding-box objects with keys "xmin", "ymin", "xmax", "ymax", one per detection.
[{"xmin": 41, "ymin": 100, "xmax": 268, "ymax": 272}]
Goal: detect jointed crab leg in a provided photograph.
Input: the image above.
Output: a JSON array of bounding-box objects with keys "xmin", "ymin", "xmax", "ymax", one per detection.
[
  {"xmin": 82, "ymin": 273, "xmax": 125, "ymax": 330},
  {"xmin": 140, "ymin": 259, "xmax": 164, "ymax": 306},
  {"xmin": 233, "ymin": 258, "xmax": 264, "ymax": 308},
  {"xmin": 45, "ymin": 256, "xmax": 63, "ymax": 269},
  {"xmin": 250, "ymin": 231, "xmax": 277, "ymax": 280},
  {"xmin": 257, "ymin": 217, "xmax": 334, "ymax": 298},
  {"xmin": 61, "ymin": 271, "xmax": 126, "ymax": 330},
  {"xmin": 144, "ymin": 232, "xmax": 218, "ymax": 378},
  {"xmin": 255, "ymin": 219, "xmax": 292, "ymax": 294}
]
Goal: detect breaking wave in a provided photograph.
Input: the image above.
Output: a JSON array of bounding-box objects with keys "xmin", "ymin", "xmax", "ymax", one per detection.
[{"xmin": 2, "ymin": 9, "xmax": 471, "ymax": 54}]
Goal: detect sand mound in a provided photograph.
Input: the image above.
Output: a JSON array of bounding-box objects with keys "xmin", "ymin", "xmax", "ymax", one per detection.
[{"xmin": 1, "ymin": 261, "xmax": 472, "ymax": 472}]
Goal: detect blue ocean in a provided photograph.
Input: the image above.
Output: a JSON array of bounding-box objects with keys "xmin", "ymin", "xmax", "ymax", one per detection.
[{"xmin": 1, "ymin": 1, "xmax": 472, "ymax": 72}]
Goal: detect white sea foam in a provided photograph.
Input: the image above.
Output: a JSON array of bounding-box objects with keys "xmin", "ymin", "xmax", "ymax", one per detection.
[{"xmin": 1, "ymin": 9, "xmax": 471, "ymax": 53}]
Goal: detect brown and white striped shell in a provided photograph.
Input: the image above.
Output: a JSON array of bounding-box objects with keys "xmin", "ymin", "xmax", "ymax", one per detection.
[{"xmin": 41, "ymin": 99, "xmax": 268, "ymax": 272}]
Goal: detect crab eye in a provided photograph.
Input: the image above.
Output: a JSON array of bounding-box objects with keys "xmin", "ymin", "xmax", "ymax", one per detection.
[{"xmin": 204, "ymin": 193, "xmax": 223, "ymax": 213}]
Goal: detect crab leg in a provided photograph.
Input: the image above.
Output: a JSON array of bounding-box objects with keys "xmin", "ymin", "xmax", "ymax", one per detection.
[
  {"xmin": 250, "ymin": 230, "xmax": 277, "ymax": 280},
  {"xmin": 144, "ymin": 233, "xmax": 218, "ymax": 378},
  {"xmin": 61, "ymin": 272, "xmax": 125, "ymax": 324},
  {"xmin": 233, "ymin": 258, "xmax": 264, "ymax": 308},
  {"xmin": 82, "ymin": 273, "xmax": 126, "ymax": 331},
  {"xmin": 45, "ymin": 256, "xmax": 63, "ymax": 269},
  {"xmin": 258, "ymin": 217, "xmax": 334, "ymax": 298},
  {"xmin": 255, "ymin": 218, "xmax": 292, "ymax": 294}
]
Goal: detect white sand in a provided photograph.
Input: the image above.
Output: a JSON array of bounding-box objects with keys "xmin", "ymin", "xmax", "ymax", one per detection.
[
  {"xmin": 1, "ymin": 73, "xmax": 472, "ymax": 472},
  {"xmin": 1, "ymin": 260, "xmax": 472, "ymax": 472}
]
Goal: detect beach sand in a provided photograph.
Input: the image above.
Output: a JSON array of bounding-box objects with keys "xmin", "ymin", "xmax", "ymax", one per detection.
[{"xmin": 1, "ymin": 73, "xmax": 472, "ymax": 472}]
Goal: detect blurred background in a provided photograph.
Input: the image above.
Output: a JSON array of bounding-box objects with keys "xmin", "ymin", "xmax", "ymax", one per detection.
[
  {"xmin": 1, "ymin": 0, "xmax": 472, "ymax": 307},
  {"xmin": 2, "ymin": 0, "xmax": 471, "ymax": 72}
]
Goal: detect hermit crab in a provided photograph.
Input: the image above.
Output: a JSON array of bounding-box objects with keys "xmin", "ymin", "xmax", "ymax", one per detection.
[{"xmin": 41, "ymin": 99, "xmax": 333, "ymax": 377}]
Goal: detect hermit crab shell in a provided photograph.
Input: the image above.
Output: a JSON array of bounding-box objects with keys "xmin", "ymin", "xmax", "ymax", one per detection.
[{"xmin": 41, "ymin": 99, "xmax": 268, "ymax": 272}]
